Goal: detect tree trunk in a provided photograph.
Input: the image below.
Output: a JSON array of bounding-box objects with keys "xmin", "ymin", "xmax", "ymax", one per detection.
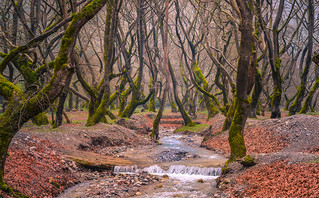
[
  {"xmin": 300, "ymin": 52, "xmax": 319, "ymax": 113},
  {"xmin": 168, "ymin": 61, "xmax": 195, "ymax": 126},
  {"xmin": 289, "ymin": 0, "xmax": 314, "ymax": 116},
  {"xmin": 0, "ymin": 0, "xmax": 108, "ymax": 194},
  {"xmin": 54, "ymin": 88, "xmax": 70, "ymax": 128},
  {"xmin": 68, "ymin": 91, "xmax": 73, "ymax": 111},
  {"xmin": 148, "ymin": 77, "xmax": 156, "ymax": 112},
  {"xmin": 151, "ymin": 0, "xmax": 169, "ymax": 140},
  {"xmin": 194, "ymin": 62, "xmax": 218, "ymax": 120},
  {"xmin": 32, "ymin": 112, "xmax": 49, "ymax": 126},
  {"xmin": 228, "ymin": 0, "xmax": 252, "ymax": 161},
  {"xmin": 249, "ymin": 68, "xmax": 262, "ymax": 118}
]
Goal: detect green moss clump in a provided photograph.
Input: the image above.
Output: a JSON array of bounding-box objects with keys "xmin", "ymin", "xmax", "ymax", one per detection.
[
  {"xmin": 72, "ymin": 158, "xmax": 93, "ymax": 166},
  {"xmin": 174, "ymin": 124, "xmax": 209, "ymax": 133},
  {"xmin": 241, "ymin": 155, "xmax": 257, "ymax": 167},
  {"xmin": 32, "ymin": 113, "xmax": 49, "ymax": 126}
]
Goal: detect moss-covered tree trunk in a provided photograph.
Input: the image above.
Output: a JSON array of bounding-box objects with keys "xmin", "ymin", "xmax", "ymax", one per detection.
[
  {"xmin": 194, "ymin": 62, "xmax": 219, "ymax": 120},
  {"xmin": 151, "ymin": 0, "xmax": 169, "ymax": 140},
  {"xmin": 222, "ymin": 97, "xmax": 236, "ymax": 131},
  {"xmin": 119, "ymin": 87, "xmax": 131, "ymax": 115},
  {"xmin": 119, "ymin": 0, "xmax": 154, "ymax": 118},
  {"xmin": 228, "ymin": 0, "xmax": 252, "ymax": 161},
  {"xmin": 300, "ymin": 52, "xmax": 319, "ymax": 114},
  {"xmin": 169, "ymin": 90, "xmax": 178, "ymax": 113},
  {"xmin": 249, "ymin": 68, "xmax": 262, "ymax": 118},
  {"xmin": 256, "ymin": 0, "xmax": 286, "ymax": 119},
  {"xmin": 168, "ymin": 61, "xmax": 195, "ymax": 126},
  {"xmin": 1, "ymin": 52, "xmax": 51, "ymax": 127},
  {"xmin": 289, "ymin": 0, "xmax": 314, "ymax": 116},
  {"xmin": 0, "ymin": 0, "xmax": 108, "ymax": 195},
  {"xmin": 271, "ymin": 70, "xmax": 282, "ymax": 118},
  {"xmin": 85, "ymin": 0, "xmax": 121, "ymax": 126},
  {"xmin": 284, "ymin": 94, "xmax": 296, "ymax": 111},
  {"xmin": 32, "ymin": 112, "xmax": 49, "ymax": 126},
  {"xmin": 148, "ymin": 77, "xmax": 156, "ymax": 112}
]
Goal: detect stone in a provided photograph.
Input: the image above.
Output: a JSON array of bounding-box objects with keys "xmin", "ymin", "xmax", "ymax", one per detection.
[
  {"xmin": 197, "ymin": 179, "xmax": 204, "ymax": 183},
  {"xmin": 155, "ymin": 184, "xmax": 163, "ymax": 188},
  {"xmin": 223, "ymin": 178, "xmax": 231, "ymax": 184}
]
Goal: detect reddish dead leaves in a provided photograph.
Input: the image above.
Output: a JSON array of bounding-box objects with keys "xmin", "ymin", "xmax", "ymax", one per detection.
[
  {"xmin": 203, "ymin": 126, "xmax": 289, "ymax": 155},
  {"xmin": 234, "ymin": 161, "xmax": 319, "ymax": 198},
  {"xmin": 1, "ymin": 139, "xmax": 76, "ymax": 198}
]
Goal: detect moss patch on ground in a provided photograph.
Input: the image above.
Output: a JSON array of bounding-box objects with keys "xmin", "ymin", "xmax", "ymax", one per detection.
[{"xmin": 174, "ymin": 124, "xmax": 209, "ymax": 133}]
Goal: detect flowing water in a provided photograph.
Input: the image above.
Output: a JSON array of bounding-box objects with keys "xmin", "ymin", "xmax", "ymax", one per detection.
[
  {"xmin": 114, "ymin": 131, "xmax": 227, "ymax": 197},
  {"xmin": 58, "ymin": 129, "xmax": 227, "ymax": 198}
]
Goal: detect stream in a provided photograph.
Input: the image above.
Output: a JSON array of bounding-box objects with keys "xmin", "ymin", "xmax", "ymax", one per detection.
[{"xmin": 58, "ymin": 129, "xmax": 227, "ymax": 198}]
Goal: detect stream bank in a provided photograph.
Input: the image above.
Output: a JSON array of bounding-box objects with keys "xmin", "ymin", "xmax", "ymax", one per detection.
[{"xmin": 58, "ymin": 128, "xmax": 227, "ymax": 198}]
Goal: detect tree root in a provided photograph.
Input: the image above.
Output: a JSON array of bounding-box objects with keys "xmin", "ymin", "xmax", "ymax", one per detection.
[{"xmin": 1, "ymin": 183, "xmax": 29, "ymax": 198}]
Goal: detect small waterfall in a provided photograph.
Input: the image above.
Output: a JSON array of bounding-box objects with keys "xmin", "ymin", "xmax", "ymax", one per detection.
[
  {"xmin": 143, "ymin": 165, "xmax": 164, "ymax": 174},
  {"xmin": 145, "ymin": 165, "xmax": 221, "ymax": 177},
  {"xmin": 114, "ymin": 165, "xmax": 221, "ymax": 178},
  {"xmin": 113, "ymin": 165, "xmax": 139, "ymax": 174}
]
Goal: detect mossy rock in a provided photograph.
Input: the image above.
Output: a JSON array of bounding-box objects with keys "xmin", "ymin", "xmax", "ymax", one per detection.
[{"xmin": 240, "ymin": 155, "xmax": 257, "ymax": 167}]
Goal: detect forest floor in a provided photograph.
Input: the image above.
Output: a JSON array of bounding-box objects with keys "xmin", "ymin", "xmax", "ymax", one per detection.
[
  {"xmin": 201, "ymin": 113, "xmax": 319, "ymax": 198},
  {"xmin": 1, "ymin": 110, "xmax": 318, "ymax": 197}
]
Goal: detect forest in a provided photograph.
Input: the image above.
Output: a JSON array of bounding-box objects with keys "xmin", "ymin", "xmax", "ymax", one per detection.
[{"xmin": 0, "ymin": 0, "xmax": 318, "ymax": 197}]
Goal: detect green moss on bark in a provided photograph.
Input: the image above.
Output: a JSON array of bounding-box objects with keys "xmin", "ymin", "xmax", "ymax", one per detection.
[
  {"xmin": 300, "ymin": 78, "xmax": 319, "ymax": 114},
  {"xmin": 228, "ymin": 99, "xmax": 247, "ymax": 161},
  {"xmin": 270, "ymin": 58, "xmax": 282, "ymax": 118},
  {"xmin": 194, "ymin": 62, "xmax": 219, "ymax": 120},
  {"xmin": 32, "ymin": 112, "xmax": 49, "ymax": 126},
  {"xmin": 148, "ymin": 77, "xmax": 156, "ymax": 112},
  {"xmin": 222, "ymin": 98, "xmax": 236, "ymax": 131}
]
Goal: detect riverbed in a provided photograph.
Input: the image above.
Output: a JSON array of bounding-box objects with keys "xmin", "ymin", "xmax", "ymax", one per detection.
[{"xmin": 58, "ymin": 129, "xmax": 227, "ymax": 198}]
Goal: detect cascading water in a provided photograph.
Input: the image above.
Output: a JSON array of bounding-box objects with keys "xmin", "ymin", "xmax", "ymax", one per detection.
[
  {"xmin": 114, "ymin": 165, "xmax": 221, "ymax": 176},
  {"xmin": 58, "ymin": 130, "xmax": 227, "ymax": 198},
  {"xmin": 112, "ymin": 133, "xmax": 226, "ymax": 197}
]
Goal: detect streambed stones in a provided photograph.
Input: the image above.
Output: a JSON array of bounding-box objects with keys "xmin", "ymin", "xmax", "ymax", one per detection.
[{"xmin": 153, "ymin": 149, "xmax": 200, "ymax": 162}]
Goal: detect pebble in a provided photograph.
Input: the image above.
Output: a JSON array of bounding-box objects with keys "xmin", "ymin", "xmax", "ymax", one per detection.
[
  {"xmin": 155, "ymin": 184, "xmax": 163, "ymax": 188},
  {"xmin": 223, "ymin": 178, "xmax": 231, "ymax": 184}
]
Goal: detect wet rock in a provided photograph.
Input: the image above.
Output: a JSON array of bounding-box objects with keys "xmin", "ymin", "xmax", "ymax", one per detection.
[
  {"xmin": 197, "ymin": 179, "xmax": 204, "ymax": 183},
  {"xmin": 153, "ymin": 149, "xmax": 193, "ymax": 162}
]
